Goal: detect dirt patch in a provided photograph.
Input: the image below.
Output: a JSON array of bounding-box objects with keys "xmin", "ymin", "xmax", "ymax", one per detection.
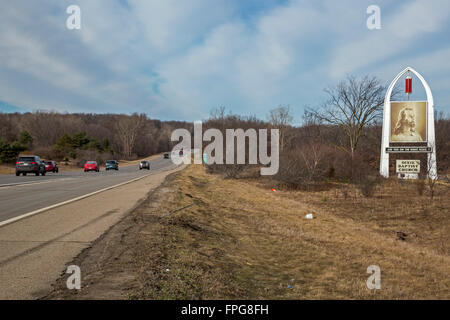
[
  {"xmin": 45, "ymin": 165, "xmax": 450, "ymax": 299},
  {"xmin": 0, "ymin": 164, "xmax": 15, "ymax": 175}
]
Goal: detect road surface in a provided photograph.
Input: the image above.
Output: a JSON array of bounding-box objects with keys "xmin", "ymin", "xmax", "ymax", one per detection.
[
  {"xmin": 0, "ymin": 157, "xmax": 174, "ymax": 223},
  {"xmin": 0, "ymin": 156, "xmax": 183, "ymax": 299}
]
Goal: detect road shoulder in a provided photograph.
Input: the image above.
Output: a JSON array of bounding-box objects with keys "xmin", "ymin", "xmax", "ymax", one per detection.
[{"xmin": 0, "ymin": 165, "xmax": 185, "ymax": 299}]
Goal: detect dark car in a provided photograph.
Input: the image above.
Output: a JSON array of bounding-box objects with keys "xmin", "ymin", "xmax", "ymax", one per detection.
[
  {"xmin": 84, "ymin": 161, "xmax": 100, "ymax": 172},
  {"xmin": 106, "ymin": 160, "xmax": 119, "ymax": 171},
  {"xmin": 164, "ymin": 153, "xmax": 170, "ymax": 159},
  {"xmin": 139, "ymin": 161, "xmax": 150, "ymax": 170},
  {"xmin": 16, "ymin": 156, "xmax": 46, "ymax": 176},
  {"xmin": 44, "ymin": 161, "xmax": 59, "ymax": 173}
]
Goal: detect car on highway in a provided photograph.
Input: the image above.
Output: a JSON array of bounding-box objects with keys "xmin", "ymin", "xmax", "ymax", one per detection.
[
  {"xmin": 164, "ymin": 153, "xmax": 170, "ymax": 159},
  {"xmin": 106, "ymin": 160, "xmax": 119, "ymax": 171},
  {"xmin": 139, "ymin": 160, "xmax": 150, "ymax": 170},
  {"xmin": 84, "ymin": 161, "xmax": 100, "ymax": 172},
  {"xmin": 44, "ymin": 161, "xmax": 59, "ymax": 173},
  {"xmin": 15, "ymin": 156, "xmax": 46, "ymax": 176}
]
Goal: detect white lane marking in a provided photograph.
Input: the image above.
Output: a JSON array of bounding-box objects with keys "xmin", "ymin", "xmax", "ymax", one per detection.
[
  {"xmin": 0, "ymin": 178, "xmax": 76, "ymax": 189},
  {"xmin": 0, "ymin": 159, "xmax": 168, "ymax": 188},
  {"xmin": 0, "ymin": 172, "xmax": 154, "ymax": 228}
]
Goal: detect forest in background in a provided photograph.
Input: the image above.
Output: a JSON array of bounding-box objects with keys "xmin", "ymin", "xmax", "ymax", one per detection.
[
  {"xmin": 0, "ymin": 112, "xmax": 190, "ymax": 166},
  {"xmin": 1, "ymin": 75, "xmax": 449, "ymax": 181}
]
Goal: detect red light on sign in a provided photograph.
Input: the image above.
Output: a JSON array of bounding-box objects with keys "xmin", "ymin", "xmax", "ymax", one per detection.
[{"xmin": 405, "ymin": 76, "xmax": 412, "ymax": 93}]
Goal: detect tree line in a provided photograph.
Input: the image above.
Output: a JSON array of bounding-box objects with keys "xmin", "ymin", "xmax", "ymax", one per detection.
[
  {"xmin": 0, "ymin": 112, "xmax": 190, "ymax": 166},
  {"xmin": 1, "ymin": 75, "xmax": 449, "ymax": 180},
  {"xmin": 203, "ymin": 75, "xmax": 450, "ymax": 191}
]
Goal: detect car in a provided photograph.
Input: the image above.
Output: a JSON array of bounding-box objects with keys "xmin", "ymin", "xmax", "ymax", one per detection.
[
  {"xmin": 164, "ymin": 153, "xmax": 170, "ymax": 159},
  {"xmin": 139, "ymin": 160, "xmax": 150, "ymax": 170},
  {"xmin": 106, "ymin": 160, "xmax": 119, "ymax": 171},
  {"xmin": 16, "ymin": 156, "xmax": 46, "ymax": 176},
  {"xmin": 44, "ymin": 161, "xmax": 59, "ymax": 173},
  {"xmin": 84, "ymin": 161, "xmax": 100, "ymax": 172}
]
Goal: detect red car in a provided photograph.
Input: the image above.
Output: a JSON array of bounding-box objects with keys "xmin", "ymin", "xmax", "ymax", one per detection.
[
  {"xmin": 44, "ymin": 161, "xmax": 59, "ymax": 173},
  {"xmin": 84, "ymin": 161, "xmax": 100, "ymax": 172}
]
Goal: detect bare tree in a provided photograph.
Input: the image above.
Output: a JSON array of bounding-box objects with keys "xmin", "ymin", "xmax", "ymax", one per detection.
[
  {"xmin": 426, "ymin": 143, "xmax": 439, "ymax": 201},
  {"xmin": 209, "ymin": 106, "xmax": 226, "ymax": 120},
  {"xmin": 115, "ymin": 113, "xmax": 146, "ymax": 158},
  {"xmin": 307, "ymin": 75, "xmax": 389, "ymax": 156},
  {"xmin": 268, "ymin": 105, "xmax": 294, "ymax": 151},
  {"xmin": 299, "ymin": 140, "xmax": 326, "ymax": 182}
]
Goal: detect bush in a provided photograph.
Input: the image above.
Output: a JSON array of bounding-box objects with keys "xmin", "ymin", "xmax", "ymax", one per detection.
[
  {"xmin": 415, "ymin": 179, "xmax": 426, "ymax": 196},
  {"xmin": 18, "ymin": 131, "xmax": 33, "ymax": 149},
  {"xmin": 275, "ymin": 144, "xmax": 332, "ymax": 188},
  {"xmin": 223, "ymin": 164, "xmax": 245, "ymax": 179},
  {"xmin": 205, "ymin": 163, "xmax": 246, "ymax": 179},
  {"xmin": 0, "ymin": 139, "xmax": 26, "ymax": 163},
  {"xmin": 355, "ymin": 175, "xmax": 378, "ymax": 197},
  {"xmin": 75, "ymin": 150, "xmax": 113, "ymax": 168},
  {"xmin": 31, "ymin": 146, "xmax": 64, "ymax": 161}
]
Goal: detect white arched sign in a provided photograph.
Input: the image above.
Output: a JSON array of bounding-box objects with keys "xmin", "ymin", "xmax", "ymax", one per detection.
[{"xmin": 380, "ymin": 67, "xmax": 437, "ymax": 179}]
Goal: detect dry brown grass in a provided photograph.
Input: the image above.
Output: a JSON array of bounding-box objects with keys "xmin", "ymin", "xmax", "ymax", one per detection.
[
  {"xmin": 0, "ymin": 164, "xmax": 15, "ymax": 174},
  {"xmin": 123, "ymin": 165, "xmax": 449, "ymax": 299},
  {"xmin": 47, "ymin": 164, "xmax": 449, "ymax": 299},
  {"xmin": 291, "ymin": 178, "xmax": 450, "ymax": 256},
  {"xmin": 117, "ymin": 153, "xmax": 165, "ymax": 166}
]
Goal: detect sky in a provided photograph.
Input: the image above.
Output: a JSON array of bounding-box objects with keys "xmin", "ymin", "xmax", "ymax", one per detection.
[{"xmin": 0, "ymin": 0, "xmax": 449, "ymax": 124}]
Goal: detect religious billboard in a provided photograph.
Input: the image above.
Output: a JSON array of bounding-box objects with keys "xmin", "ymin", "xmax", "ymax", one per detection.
[
  {"xmin": 390, "ymin": 101, "xmax": 427, "ymax": 143},
  {"xmin": 396, "ymin": 160, "xmax": 420, "ymax": 174}
]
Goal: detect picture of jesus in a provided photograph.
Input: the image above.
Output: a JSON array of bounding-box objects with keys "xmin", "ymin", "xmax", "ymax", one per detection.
[{"xmin": 390, "ymin": 101, "xmax": 427, "ymax": 143}]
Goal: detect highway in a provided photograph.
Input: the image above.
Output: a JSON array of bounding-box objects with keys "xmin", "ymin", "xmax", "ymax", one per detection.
[
  {"xmin": 0, "ymin": 156, "xmax": 183, "ymax": 299},
  {"xmin": 0, "ymin": 157, "xmax": 176, "ymax": 223}
]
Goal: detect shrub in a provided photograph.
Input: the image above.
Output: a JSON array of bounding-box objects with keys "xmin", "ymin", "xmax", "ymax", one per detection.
[
  {"xmin": 0, "ymin": 139, "xmax": 26, "ymax": 163},
  {"xmin": 17, "ymin": 131, "xmax": 33, "ymax": 149},
  {"xmin": 355, "ymin": 175, "xmax": 378, "ymax": 197},
  {"xmin": 75, "ymin": 149, "xmax": 112, "ymax": 167},
  {"xmin": 275, "ymin": 144, "xmax": 332, "ymax": 189},
  {"xmin": 415, "ymin": 179, "xmax": 426, "ymax": 196},
  {"xmin": 205, "ymin": 163, "xmax": 246, "ymax": 179}
]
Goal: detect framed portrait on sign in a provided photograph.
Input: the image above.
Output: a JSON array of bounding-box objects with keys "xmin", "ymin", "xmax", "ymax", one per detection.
[{"xmin": 390, "ymin": 101, "xmax": 427, "ymax": 143}]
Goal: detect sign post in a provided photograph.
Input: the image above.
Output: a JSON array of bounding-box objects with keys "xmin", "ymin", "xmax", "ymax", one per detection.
[{"xmin": 380, "ymin": 67, "xmax": 437, "ymax": 180}]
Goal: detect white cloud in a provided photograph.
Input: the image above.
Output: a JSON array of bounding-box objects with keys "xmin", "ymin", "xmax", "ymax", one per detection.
[
  {"xmin": 155, "ymin": 0, "xmax": 332, "ymax": 115},
  {"xmin": 330, "ymin": 0, "xmax": 450, "ymax": 79},
  {"xmin": 128, "ymin": 0, "xmax": 235, "ymax": 53},
  {"xmin": 0, "ymin": 0, "xmax": 448, "ymax": 119}
]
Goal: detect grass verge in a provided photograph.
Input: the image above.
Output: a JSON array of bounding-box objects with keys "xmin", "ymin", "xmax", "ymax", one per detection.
[{"xmin": 48, "ymin": 165, "xmax": 449, "ymax": 299}]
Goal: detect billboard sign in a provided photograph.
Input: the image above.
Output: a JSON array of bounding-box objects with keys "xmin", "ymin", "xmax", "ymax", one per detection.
[
  {"xmin": 396, "ymin": 160, "xmax": 420, "ymax": 174},
  {"xmin": 390, "ymin": 101, "xmax": 427, "ymax": 143}
]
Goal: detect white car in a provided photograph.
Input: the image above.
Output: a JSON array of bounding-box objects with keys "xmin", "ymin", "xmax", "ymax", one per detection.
[{"xmin": 139, "ymin": 161, "xmax": 150, "ymax": 170}]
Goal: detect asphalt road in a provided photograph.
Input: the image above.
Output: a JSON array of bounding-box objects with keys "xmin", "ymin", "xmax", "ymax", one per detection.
[{"xmin": 0, "ymin": 157, "xmax": 176, "ymax": 223}]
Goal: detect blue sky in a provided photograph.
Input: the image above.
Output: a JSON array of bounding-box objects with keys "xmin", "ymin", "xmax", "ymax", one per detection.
[{"xmin": 0, "ymin": 0, "xmax": 449, "ymax": 124}]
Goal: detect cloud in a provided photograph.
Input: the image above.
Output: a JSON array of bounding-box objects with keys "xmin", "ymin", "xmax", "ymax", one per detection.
[
  {"xmin": 155, "ymin": 0, "xmax": 332, "ymax": 117},
  {"xmin": 330, "ymin": 0, "xmax": 450, "ymax": 79},
  {"xmin": 0, "ymin": 0, "xmax": 448, "ymax": 120}
]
